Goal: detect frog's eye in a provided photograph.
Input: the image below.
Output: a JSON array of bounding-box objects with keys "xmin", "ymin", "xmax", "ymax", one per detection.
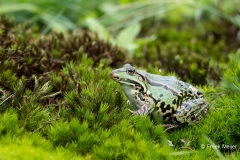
[{"xmin": 127, "ymin": 66, "xmax": 135, "ymax": 75}]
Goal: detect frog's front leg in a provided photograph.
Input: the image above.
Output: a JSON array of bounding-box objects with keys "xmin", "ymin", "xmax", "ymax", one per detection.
[
  {"xmin": 127, "ymin": 98, "xmax": 155, "ymax": 116},
  {"xmin": 175, "ymin": 98, "xmax": 209, "ymax": 124}
]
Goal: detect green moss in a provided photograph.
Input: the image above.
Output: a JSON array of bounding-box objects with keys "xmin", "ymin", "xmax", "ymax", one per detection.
[
  {"xmin": 0, "ymin": 134, "xmax": 83, "ymax": 160},
  {"xmin": 0, "ymin": 109, "xmax": 22, "ymax": 136}
]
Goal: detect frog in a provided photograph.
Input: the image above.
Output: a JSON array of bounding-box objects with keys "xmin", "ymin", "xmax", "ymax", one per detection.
[{"xmin": 110, "ymin": 64, "xmax": 209, "ymax": 130}]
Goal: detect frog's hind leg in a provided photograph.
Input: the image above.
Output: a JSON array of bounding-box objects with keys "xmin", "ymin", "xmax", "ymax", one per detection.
[{"xmin": 175, "ymin": 98, "xmax": 209, "ymax": 124}]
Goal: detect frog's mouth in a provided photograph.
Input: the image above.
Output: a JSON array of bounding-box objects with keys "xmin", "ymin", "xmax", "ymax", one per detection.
[
  {"xmin": 111, "ymin": 72, "xmax": 134, "ymax": 83},
  {"xmin": 110, "ymin": 72, "xmax": 120, "ymax": 82},
  {"xmin": 111, "ymin": 72, "xmax": 138, "ymax": 85}
]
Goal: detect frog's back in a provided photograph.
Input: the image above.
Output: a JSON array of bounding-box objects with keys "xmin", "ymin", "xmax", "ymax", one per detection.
[
  {"xmin": 137, "ymin": 70, "xmax": 177, "ymax": 81},
  {"xmin": 142, "ymin": 71, "xmax": 189, "ymax": 90},
  {"xmin": 145, "ymin": 72, "xmax": 205, "ymax": 100}
]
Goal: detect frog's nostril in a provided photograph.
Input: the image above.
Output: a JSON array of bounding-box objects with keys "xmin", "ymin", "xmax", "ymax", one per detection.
[{"xmin": 110, "ymin": 72, "xmax": 119, "ymax": 81}]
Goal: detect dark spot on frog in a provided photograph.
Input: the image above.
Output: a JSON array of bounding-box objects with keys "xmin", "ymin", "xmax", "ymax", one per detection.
[
  {"xmin": 172, "ymin": 99, "xmax": 176, "ymax": 105},
  {"xmin": 172, "ymin": 116, "xmax": 180, "ymax": 123},
  {"xmin": 159, "ymin": 94, "xmax": 163, "ymax": 97},
  {"xmin": 176, "ymin": 95, "xmax": 182, "ymax": 106},
  {"xmin": 197, "ymin": 90, "xmax": 203, "ymax": 95},
  {"xmin": 162, "ymin": 113, "xmax": 172, "ymax": 120},
  {"xmin": 137, "ymin": 93, "xmax": 145, "ymax": 101},
  {"xmin": 183, "ymin": 91, "xmax": 188, "ymax": 96},
  {"xmin": 194, "ymin": 117, "xmax": 199, "ymax": 122},
  {"xmin": 163, "ymin": 85, "xmax": 169, "ymax": 90},
  {"xmin": 183, "ymin": 110, "xmax": 188, "ymax": 116},
  {"xmin": 190, "ymin": 114, "xmax": 196, "ymax": 121},
  {"xmin": 160, "ymin": 102, "xmax": 171, "ymax": 113},
  {"xmin": 149, "ymin": 94, "xmax": 160, "ymax": 104},
  {"xmin": 166, "ymin": 104, "xmax": 171, "ymax": 110},
  {"xmin": 175, "ymin": 110, "xmax": 181, "ymax": 114},
  {"xmin": 190, "ymin": 111, "xmax": 195, "ymax": 117},
  {"xmin": 160, "ymin": 101, "xmax": 165, "ymax": 111}
]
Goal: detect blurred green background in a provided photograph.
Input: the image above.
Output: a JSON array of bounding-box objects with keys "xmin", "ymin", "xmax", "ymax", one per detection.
[
  {"xmin": 1, "ymin": 0, "xmax": 239, "ymax": 34},
  {"xmin": 1, "ymin": 0, "xmax": 239, "ymax": 51}
]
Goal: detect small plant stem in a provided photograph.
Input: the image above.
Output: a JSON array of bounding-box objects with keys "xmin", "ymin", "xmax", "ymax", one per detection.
[
  {"xmin": 32, "ymin": 107, "xmax": 61, "ymax": 134},
  {"xmin": 0, "ymin": 94, "xmax": 14, "ymax": 106}
]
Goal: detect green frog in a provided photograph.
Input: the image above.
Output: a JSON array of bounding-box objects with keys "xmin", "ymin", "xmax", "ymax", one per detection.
[{"xmin": 110, "ymin": 64, "xmax": 209, "ymax": 129}]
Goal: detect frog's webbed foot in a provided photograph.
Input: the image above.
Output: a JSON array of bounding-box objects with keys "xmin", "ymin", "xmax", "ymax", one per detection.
[{"xmin": 127, "ymin": 102, "xmax": 154, "ymax": 116}]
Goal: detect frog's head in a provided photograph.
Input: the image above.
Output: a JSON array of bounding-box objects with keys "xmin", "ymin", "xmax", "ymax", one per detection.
[{"xmin": 110, "ymin": 64, "xmax": 147, "ymax": 94}]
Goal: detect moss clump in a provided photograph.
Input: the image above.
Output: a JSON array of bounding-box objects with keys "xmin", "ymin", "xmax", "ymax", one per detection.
[
  {"xmin": 0, "ymin": 14, "xmax": 126, "ymax": 116},
  {"xmin": 0, "ymin": 14, "xmax": 125, "ymax": 91}
]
